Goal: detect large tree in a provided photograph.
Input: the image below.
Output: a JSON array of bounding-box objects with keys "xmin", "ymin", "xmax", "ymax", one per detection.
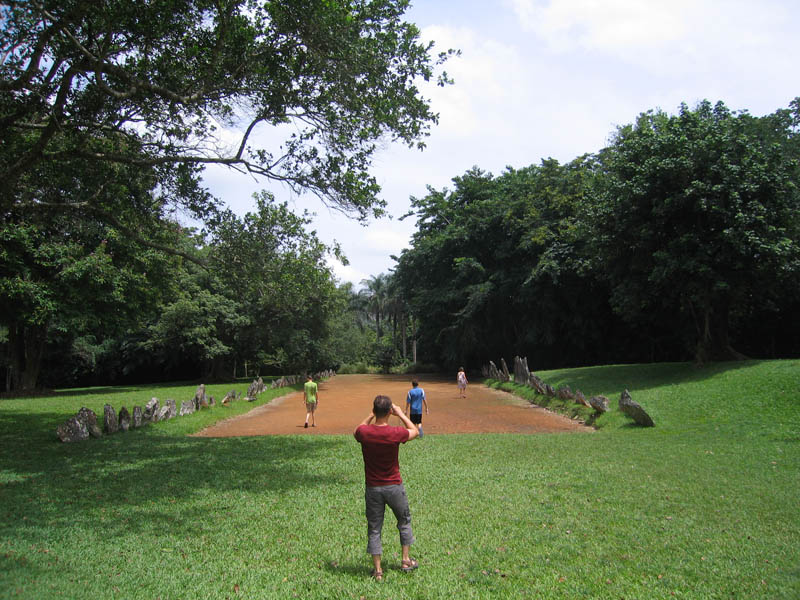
[
  {"xmin": 1, "ymin": 0, "xmax": 454, "ymax": 221},
  {"xmin": 591, "ymin": 100, "xmax": 800, "ymax": 363}
]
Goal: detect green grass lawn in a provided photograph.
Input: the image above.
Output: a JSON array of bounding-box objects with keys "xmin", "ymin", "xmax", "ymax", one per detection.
[{"xmin": 1, "ymin": 361, "xmax": 798, "ymax": 599}]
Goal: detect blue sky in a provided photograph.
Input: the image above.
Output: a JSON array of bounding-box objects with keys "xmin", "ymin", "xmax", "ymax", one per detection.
[{"xmin": 202, "ymin": 0, "xmax": 800, "ymax": 288}]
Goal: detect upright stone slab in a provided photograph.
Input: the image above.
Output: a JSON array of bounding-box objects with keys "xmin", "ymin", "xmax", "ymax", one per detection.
[
  {"xmin": 500, "ymin": 358, "xmax": 511, "ymax": 382},
  {"xmin": 165, "ymin": 399, "xmax": 177, "ymax": 419},
  {"xmin": 619, "ymin": 389, "xmax": 654, "ymax": 426},
  {"xmin": 194, "ymin": 385, "xmax": 206, "ymax": 410},
  {"xmin": 132, "ymin": 406, "xmax": 144, "ymax": 428},
  {"xmin": 77, "ymin": 407, "xmax": 103, "ymax": 438},
  {"xmin": 118, "ymin": 406, "xmax": 131, "ymax": 432},
  {"xmin": 574, "ymin": 390, "xmax": 590, "ymax": 408},
  {"xmin": 103, "ymin": 404, "xmax": 119, "ymax": 434},
  {"xmin": 179, "ymin": 400, "xmax": 195, "ymax": 416},
  {"xmin": 143, "ymin": 398, "xmax": 159, "ymax": 423}
]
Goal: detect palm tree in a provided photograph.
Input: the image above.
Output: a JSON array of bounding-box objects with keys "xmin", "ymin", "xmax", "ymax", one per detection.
[{"xmin": 359, "ymin": 273, "xmax": 390, "ymax": 339}]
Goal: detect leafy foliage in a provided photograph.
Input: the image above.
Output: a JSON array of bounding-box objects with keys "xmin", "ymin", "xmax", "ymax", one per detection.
[
  {"xmin": 395, "ymin": 100, "xmax": 800, "ymax": 369},
  {"xmin": 592, "ymin": 100, "xmax": 800, "ymax": 362},
  {"xmin": 1, "ymin": 0, "xmax": 455, "ymax": 219}
]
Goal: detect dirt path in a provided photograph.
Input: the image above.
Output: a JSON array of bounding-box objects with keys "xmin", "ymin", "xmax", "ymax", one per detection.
[{"xmin": 194, "ymin": 374, "xmax": 592, "ymax": 437}]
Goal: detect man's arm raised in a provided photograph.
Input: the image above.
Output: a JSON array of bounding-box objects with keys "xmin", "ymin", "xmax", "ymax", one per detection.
[{"xmin": 391, "ymin": 404, "xmax": 419, "ymax": 441}]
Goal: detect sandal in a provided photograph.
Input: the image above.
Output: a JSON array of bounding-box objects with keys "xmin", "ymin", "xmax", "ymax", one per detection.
[
  {"xmin": 401, "ymin": 558, "xmax": 419, "ymax": 572},
  {"xmin": 371, "ymin": 569, "xmax": 383, "ymax": 582}
]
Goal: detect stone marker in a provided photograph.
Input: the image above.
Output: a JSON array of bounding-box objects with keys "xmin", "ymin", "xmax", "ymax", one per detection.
[
  {"xmin": 619, "ymin": 389, "xmax": 654, "ymax": 426},
  {"xmin": 143, "ymin": 398, "xmax": 159, "ymax": 423},
  {"xmin": 574, "ymin": 390, "xmax": 591, "ymax": 408},
  {"xmin": 132, "ymin": 406, "xmax": 143, "ymax": 428},
  {"xmin": 57, "ymin": 415, "xmax": 90, "ymax": 442},
  {"xmin": 103, "ymin": 403, "xmax": 119, "ymax": 434},
  {"xmin": 78, "ymin": 407, "xmax": 103, "ymax": 438},
  {"xmin": 165, "ymin": 399, "xmax": 177, "ymax": 419},
  {"xmin": 194, "ymin": 384, "xmax": 206, "ymax": 410},
  {"xmin": 118, "ymin": 406, "xmax": 131, "ymax": 432},
  {"xmin": 557, "ymin": 386, "xmax": 575, "ymax": 401},
  {"xmin": 179, "ymin": 400, "xmax": 195, "ymax": 416},
  {"xmin": 588, "ymin": 395, "xmax": 609, "ymax": 413}
]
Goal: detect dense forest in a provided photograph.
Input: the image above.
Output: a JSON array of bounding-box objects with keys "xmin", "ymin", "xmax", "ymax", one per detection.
[
  {"xmin": 2, "ymin": 2, "xmax": 799, "ymax": 391},
  {"xmin": 394, "ymin": 100, "xmax": 800, "ymax": 371},
  {"xmin": 0, "ymin": 0, "xmax": 452, "ymax": 391}
]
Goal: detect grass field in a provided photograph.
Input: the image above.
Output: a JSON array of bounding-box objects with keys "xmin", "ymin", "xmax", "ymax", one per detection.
[{"xmin": 1, "ymin": 361, "xmax": 798, "ymax": 599}]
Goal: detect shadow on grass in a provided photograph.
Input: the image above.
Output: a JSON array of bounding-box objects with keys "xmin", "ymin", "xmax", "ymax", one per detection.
[{"xmin": 0, "ymin": 417, "xmax": 351, "ymax": 540}]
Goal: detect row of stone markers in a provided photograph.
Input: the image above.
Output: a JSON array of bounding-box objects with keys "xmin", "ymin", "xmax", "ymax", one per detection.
[
  {"xmin": 56, "ymin": 382, "xmax": 225, "ymax": 443},
  {"xmin": 482, "ymin": 356, "xmax": 654, "ymax": 426},
  {"xmin": 56, "ymin": 371, "xmax": 336, "ymax": 442}
]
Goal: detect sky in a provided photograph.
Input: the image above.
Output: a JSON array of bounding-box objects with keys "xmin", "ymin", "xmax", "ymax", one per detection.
[{"xmin": 201, "ymin": 0, "xmax": 800, "ymax": 289}]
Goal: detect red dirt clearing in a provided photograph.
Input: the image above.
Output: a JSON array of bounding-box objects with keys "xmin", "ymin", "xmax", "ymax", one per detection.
[{"xmin": 194, "ymin": 374, "xmax": 592, "ymax": 437}]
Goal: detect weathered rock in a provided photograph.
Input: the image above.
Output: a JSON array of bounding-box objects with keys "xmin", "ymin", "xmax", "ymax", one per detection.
[
  {"xmin": 193, "ymin": 384, "xmax": 206, "ymax": 410},
  {"xmin": 544, "ymin": 384, "xmax": 555, "ymax": 397},
  {"xmin": 619, "ymin": 389, "xmax": 654, "ymax": 426},
  {"xmin": 487, "ymin": 361, "xmax": 500, "ymax": 381},
  {"xmin": 165, "ymin": 399, "xmax": 177, "ymax": 419},
  {"xmin": 199, "ymin": 396, "xmax": 209, "ymax": 409},
  {"xmin": 246, "ymin": 379, "xmax": 259, "ymax": 400},
  {"xmin": 557, "ymin": 386, "xmax": 575, "ymax": 401},
  {"xmin": 143, "ymin": 398, "xmax": 159, "ymax": 423},
  {"xmin": 530, "ymin": 375, "xmax": 546, "ymax": 395},
  {"xmin": 179, "ymin": 400, "xmax": 195, "ymax": 416},
  {"xmin": 132, "ymin": 406, "xmax": 143, "ymax": 428},
  {"xmin": 500, "ymin": 358, "xmax": 511, "ymax": 382},
  {"xmin": 209, "ymin": 395, "xmax": 215, "ymax": 407},
  {"xmin": 588, "ymin": 395, "xmax": 610, "ymax": 413},
  {"xmin": 514, "ymin": 356, "xmax": 531, "ymax": 385},
  {"xmin": 156, "ymin": 399, "xmax": 177, "ymax": 421},
  {"xmin": 575, "ymin": 390, "xmax": 591, "ymax": 408},
  {"xmin": 103, "ymin": 404, "xmax": 119, "ymax": 434},
  {"xmin": 118, "ymin": 406, "xmax": 131, "ymax": 432},
  {"xmin": 77, "ymin": 407, "xmax": 103, "ymax": 438},
  {"xmin": 57, "ymin": 415, "xmax": 90, "ymax": 442}
]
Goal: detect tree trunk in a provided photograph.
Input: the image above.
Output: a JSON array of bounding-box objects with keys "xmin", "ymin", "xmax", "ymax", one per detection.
[
  {"xmin": 8, "ymin": 321, "xmax": 48, "ymax": 391},
  {"xmin": 693, "ymin": 298, "xmax": 747, "ymax": 364},
  {"xmin": 401, "ymin": 313, "xmax": 407, "ymax": 360}
]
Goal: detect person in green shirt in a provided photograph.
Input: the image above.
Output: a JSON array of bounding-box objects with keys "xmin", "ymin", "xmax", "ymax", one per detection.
[{"xmin": 303, "ymin": 374, "xmax": 319, "ymax": 428}]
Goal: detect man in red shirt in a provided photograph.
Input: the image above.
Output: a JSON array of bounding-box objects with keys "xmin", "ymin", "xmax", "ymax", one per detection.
[{"xmin": 354, "ymin": 395, "xmax": 420, "ymax": 581}]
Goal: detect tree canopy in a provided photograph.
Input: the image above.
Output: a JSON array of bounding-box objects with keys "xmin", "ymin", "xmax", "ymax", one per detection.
[
  {"xmin": 1, "ymin": 0, "xmax": 455, "ymax": 220},
  {"xmin": 395, "ymin": 100, "xmax": 800, "ymax": 370}
]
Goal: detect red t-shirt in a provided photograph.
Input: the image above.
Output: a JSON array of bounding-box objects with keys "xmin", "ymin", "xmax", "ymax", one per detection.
[{"xmin": 354, "ymin": 424, "xmax": 410, "ymax": 486}]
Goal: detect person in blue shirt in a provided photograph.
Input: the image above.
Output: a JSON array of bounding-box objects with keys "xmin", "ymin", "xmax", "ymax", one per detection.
[{"xmin": 405, "ymin": 379, "xmax": 429, "ymax": 437}]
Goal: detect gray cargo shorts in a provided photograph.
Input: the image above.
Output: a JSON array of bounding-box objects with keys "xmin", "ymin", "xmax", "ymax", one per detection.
[{"xmin": 364, "ymin": 483, "xmax": 415, "ymax": 555}]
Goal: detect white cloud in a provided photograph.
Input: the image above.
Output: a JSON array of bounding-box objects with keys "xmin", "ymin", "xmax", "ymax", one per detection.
[
  {"xmin": 510, "ymin": 0, "xmax": 689, "ymax": 52},
  {"xmin": 327, "ymin": 257, "xmax": 368, "ymax": 288}
]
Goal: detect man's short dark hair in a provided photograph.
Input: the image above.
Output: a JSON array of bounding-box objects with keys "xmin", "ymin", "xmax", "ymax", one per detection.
[
  {"xmin": 373, "ymin": 395, "xmax": 392, "ymax": 417},
  {"xmin": 411, "ymin": 379, "xmax": 418, "ymax": 387}
]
